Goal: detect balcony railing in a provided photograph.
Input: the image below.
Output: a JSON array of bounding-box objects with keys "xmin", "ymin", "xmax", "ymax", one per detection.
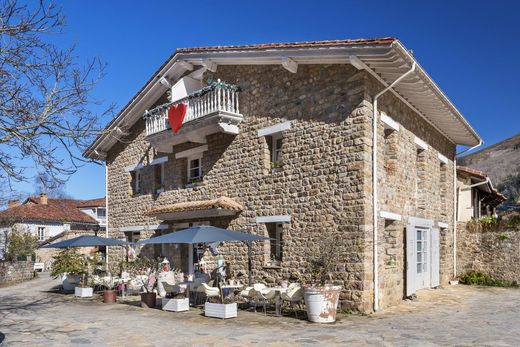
[{"xmin": 144, "ymin": 80, "xmax": 241, "ymax": 137}]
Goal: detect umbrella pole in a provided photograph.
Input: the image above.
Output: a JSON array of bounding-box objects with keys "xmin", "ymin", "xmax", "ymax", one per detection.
[
  {"xmin": 188, "ymin": 243, "xmax": 194, "ymax": 279},
  {"xmin": 247, "ymin": 241, "xmax": 252, "ymax": 286}
]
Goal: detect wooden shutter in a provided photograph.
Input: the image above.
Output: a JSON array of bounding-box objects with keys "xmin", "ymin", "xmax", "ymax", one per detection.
[
  {"xmin": 406, "ymin": 224, "xmax": 416, "ymax": 297},
  {"xmin": 430, "ymin": 228, "xmax": 440, "ymax": 288}
]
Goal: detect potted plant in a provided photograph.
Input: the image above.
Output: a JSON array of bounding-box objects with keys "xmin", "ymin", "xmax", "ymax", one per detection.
[
  {"xmin": 127, "ymin": 257, "xmax": 158, "ymax": 308},
  {"xmin": 302, "ymin": 237, "xmax": 342, "ymax": 323},
  {"xmin": 100, "ymin": 275, "xmax": 117, "ymax": 304},
  {"xmin": 50, "ymin": 249, "xmax": 89, "ymax": 294}
]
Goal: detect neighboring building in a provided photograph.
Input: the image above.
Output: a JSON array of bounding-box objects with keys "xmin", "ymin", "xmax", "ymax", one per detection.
[
  {"xmin": 456, "ymin": 166, "xmax": 506, "ymax": 222},
  {"xmin": 84, "ymin": 38, "xmax": 482, "ymax": 312},
  {"xmin": 0, "ymin": 194, "xmax": 106, "ymax": 266}
]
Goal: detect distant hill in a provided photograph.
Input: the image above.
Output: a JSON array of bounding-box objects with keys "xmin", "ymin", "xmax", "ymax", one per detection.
[{"xmin": 459, "ymin": 133, "xmax": 520, "ymax": 210}]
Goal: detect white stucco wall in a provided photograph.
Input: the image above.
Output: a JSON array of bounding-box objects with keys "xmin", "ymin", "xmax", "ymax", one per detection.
[{"xmin": 457, "ymin": 176, "xmax": 474, "ymax": 222}]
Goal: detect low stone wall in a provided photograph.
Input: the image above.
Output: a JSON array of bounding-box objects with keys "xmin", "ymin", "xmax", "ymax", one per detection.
[
  {"xmin": 457, "ymin": 221, "xmax": 520, "ymax": 283},
  {"xmin": 0, "ymin": 261, "xmax": 35, "ymax": 284}
]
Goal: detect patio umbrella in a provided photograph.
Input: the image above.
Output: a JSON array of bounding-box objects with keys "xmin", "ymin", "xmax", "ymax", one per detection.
[
  {"xmin": 42, "ymin": 235, "xmax": 129, "ymax": 248},
  {"xmin": 137, "ymin": 225, "xmax": 270, "ymax": 284},
  {"xmin": 136, "ymin": 225, "xmax": 269, "ymax": 244}
]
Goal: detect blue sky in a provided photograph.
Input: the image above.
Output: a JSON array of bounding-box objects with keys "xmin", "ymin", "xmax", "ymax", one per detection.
[{"xmin": 13, "ymin": 0, "xmax": 520, "ymax": 199}]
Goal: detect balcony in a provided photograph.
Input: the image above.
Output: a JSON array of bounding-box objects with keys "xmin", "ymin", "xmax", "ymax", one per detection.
[{"xmin": 143, "ymin": 81, "xmax": 242, "ymax": 152}]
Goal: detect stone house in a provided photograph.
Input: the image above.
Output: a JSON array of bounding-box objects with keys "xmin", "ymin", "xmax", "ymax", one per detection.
[
  {"xmin": 0, "ymin": 194, "xmax": 106, "ymax": 268},
  {"xmin": 84, "ymin": 38, "xmax": 481, "ymax": 312},
  {"xmin": 456, "ymin": 166, "xmax": 506, "ymax": 222}
]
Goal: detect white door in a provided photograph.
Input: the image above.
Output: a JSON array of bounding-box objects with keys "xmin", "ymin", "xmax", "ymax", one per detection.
[
  {"xmin": 406, "ymin": 223, "xmax": 440, "ymax": 296},
  {"xmin": 415, "ymin": 226, "xmax": 430, "ymax": 289}
]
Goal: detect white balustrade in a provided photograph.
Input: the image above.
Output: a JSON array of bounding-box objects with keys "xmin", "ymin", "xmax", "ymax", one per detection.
[{"xmin": 145, "ymin": 86, "xmax": 240, "ymax": 136}]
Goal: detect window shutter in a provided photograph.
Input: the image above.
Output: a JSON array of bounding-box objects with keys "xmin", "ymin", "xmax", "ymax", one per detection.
[
  {"xmin": 430, "ymin": 228, "xmax": 440, "ymax": 288},
  {"xmin": 406, "ymin": 224, "xmax": 416, "ymax": 297}
]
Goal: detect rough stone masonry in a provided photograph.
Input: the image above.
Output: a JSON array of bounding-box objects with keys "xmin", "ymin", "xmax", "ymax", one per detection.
[{"xmin": 105, "ymin": 63, "xmax": 456, "ymax": 313}]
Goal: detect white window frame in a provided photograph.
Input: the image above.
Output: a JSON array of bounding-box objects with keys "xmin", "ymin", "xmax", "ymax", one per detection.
[
  {"xmin": 135, "ymin": 169, "xmax": 141, "ymax": 193},
  {"xmin": 154, "ymin": 162, "xmax": 165, "ymax": 194},
  {"xmin": 37, "ymin": 226, "xmax": 45, "ymax": 241},
  {"xmin": 187, "ymin": 154, "xmax": 202, "ymax": 182},
  {"xmin": 271, "ymin": 133, "xmax": 283, "ymax": 164}
]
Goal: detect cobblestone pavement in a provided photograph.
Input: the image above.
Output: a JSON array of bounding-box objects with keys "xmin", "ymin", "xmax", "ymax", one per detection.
[{"xmin": 1, "ymin": 274, "xmax": 519, "ymax": 346}]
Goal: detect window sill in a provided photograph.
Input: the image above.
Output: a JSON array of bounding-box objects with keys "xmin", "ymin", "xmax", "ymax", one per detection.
[
  {"xmin": 184, "ymin": 183, "xmax": 203, "ymax": 189},
  {"xmin": 263, "ymin": 262, "xmax": 282, "ymax": 269}
]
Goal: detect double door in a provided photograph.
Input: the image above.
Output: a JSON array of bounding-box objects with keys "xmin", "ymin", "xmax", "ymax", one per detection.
[{"xmin": 406, "ymin": 224, "xmax": 440, "ymax": 296}]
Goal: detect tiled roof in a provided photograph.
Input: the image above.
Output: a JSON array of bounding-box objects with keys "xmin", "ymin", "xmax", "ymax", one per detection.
[
  {"xmin": 0, "ymin": 197, "xmax": 104, "ymax": 224},
  {"xmin": 76, "ymin": 198, "xmax": 106, "ymax": 208},
  {"xmin": 175, "ymin": 37, "xmax": 396, "ymax": 53},
  {"xmin": 457, "ymin": 166, "xmax": 487, "ymax": 179},
  {"xmin": 0, "ymin": 203, "xmax": 97, "ymax": 224},
  {"xmin": 146, "ymin": 197, "xmax": 243, "ymax": 216},
  {"xmin": 457, "ymin": 166, "xmax": 507, "ymax": 201}
]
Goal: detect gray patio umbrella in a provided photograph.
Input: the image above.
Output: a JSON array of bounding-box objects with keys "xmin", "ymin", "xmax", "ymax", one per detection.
[
  {"xmin": 136, "ymin": 225, "xmax": 269, "ymax": 244},
  {"xmin": 42, "ymin": 235, "xmax": 129, "ymax": 248},
  {"xmin": 137, "ymin": 225, "xmax": 270, "ymax": 284}
]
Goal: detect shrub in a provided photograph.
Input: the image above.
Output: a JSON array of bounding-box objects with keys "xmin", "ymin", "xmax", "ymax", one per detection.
[
  {"xmin": 4, "ymin": 226, "xmax": 39, "ymax": 261},
  {"xmin": 459, "ymin": 271, "xmax": 518, "ymax": 287}
]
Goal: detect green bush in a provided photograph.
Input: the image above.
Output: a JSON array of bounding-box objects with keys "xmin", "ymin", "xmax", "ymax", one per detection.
[
  {"xmin": 4, "ymin": 226, "xmax": 39, "ymax": 261},
  {"xmin": 459, "ymin": 271, "xmax": 518, "ymax": 287}
]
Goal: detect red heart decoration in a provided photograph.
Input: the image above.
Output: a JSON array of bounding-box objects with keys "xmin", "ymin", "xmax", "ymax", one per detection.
[{"xmin": 167, "ymin": 103, "xmax": 187, "ymax": 134}]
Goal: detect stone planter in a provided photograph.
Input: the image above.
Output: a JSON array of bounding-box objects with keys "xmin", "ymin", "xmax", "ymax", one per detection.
[
  {"xmin": 204, "ymin": 302, "xmax": 237, "ymax": 319},
  {"xmin": 103, "ymin": 289, "xmax": 117, "ymax": 304},
  {"xmin": 162, "ymin": 297, "xmax": 189, "ymax": 312},
  {"xmin": 61, "ymin": 274, "xmax": 80, "ymax": 291},
  {"xmin": 74, "ymin": 286, "xmax": 93, "ymax": 298},
  {"xmin": 140, "ymin": 292, "xmax": 157, "ymax": 308},
  {"xmin": 304, "ymin": 285, "xmax": 342, "ymax": 323}
]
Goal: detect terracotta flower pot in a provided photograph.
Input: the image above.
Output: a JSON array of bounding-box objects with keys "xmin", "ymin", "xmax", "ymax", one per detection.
[
  {"xmin": 140, "ymin": 292, "xmax": 157, "ymax": 308},
  {"xmin": 103, "ymin": 289, "xmax": 117, "ymax": 304},
  {"xmin": 304, "ymin": 285, "xmax": 342, "ymax": 323}
]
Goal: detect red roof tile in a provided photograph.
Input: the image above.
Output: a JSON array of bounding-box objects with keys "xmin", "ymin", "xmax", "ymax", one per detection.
[{"xmin": 0, "ymin": 197, "xmax": 104, "ymax": 224}]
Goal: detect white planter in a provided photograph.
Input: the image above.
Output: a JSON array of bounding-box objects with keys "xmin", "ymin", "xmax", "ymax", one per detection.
[
  {"xmin": 62, "ymin": 274, "xmax": 80, "ymax": 291},
  {"xmin": 204, "ymin": 302, "xmax": 237, "ymax": 319},
  {"xmin": 162, "ymin": 298, "xmax": 189, "ymax": 312},
  {"xmin": 74, "ymin": 287, "xmax": 93, "ymax": 298},
  {"xmin": 304, "ymin": 285, "xmax": 342, "ymax": 323}
]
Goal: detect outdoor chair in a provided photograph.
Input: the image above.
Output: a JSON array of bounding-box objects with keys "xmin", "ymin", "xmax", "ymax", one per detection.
[
  {"xmin": 198, "ymin": 283, "xmax": 220, "ymax": 303},
  {"xmin": 250, "ymin": 284, "xmax": 276, "ymax": 315},
  {"xmin": 280, "ymin": 283, "xmax": 304, "ymax": 318}
]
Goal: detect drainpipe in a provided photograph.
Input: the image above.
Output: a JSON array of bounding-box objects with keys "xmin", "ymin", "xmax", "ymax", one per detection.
[
  {"xmin": 452, "ymin": 140, "xmax": 482, "ymax": 278},
  {"xmin": 105, "ymin": 163, "xmax": 109, "ymax": 271},
  {"xmin": 372, "ymin": 62, "xmax": 416, "ymax": 312}
]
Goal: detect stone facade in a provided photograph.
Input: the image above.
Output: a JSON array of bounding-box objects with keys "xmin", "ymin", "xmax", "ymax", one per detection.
[
  {"xmin": 105, "ymin": 64, "xmax": 456, "ymax": 312},
  {"xmin": 457, "ymin": 221, "xmax": 520, "ymax": 283},
  {"xmin": 0, "ymin": 261, "xmax": 35, "ymax": 284}
]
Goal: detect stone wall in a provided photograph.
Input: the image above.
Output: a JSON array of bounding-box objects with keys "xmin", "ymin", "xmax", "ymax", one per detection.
[
  {"xmin": 106, "ymin": 64, "xmax": 372, "ymax": 311},
  {"xmin": 0, "ymin": 261, "xmax": 34, "ymax": 284},
  {"xmin": 457, "ymin": 221, "xmax": 520, "ymax": 283},
  {"xmin": 105, "ymin": 63, "xmax": 457, "ymax": 313},
  {"xmin": 363, "ymin": 71, "xmax": 456, "ymax": 309}
]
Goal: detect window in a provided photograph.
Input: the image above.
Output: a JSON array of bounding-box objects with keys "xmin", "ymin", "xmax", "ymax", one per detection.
[
  {"xmin": 131, "ymin": 169, "xmax": 142, "ymax": 194},
  {"xmin": 154, "ymin": 163, "xmax": 165, "ymax": 193},
  {"xmin": 266, "ymin": 133, "xmax": 283, "ymax": 171},
  {"xmin": 416, "ymin": 228, "xmax": 428, "ymax": 274},
  {"xmin": 37, "ymin": 227, "xmax": 45, "ymax": 241},
  {"xmin": 97, "ymin": 208, "xmax": 106, "ymax": 218},
  {"xmin": 439, "ymin": 163, "xmax": 447, "ymax": 217},
  {"xmin": 187, "ymin": 155, "xmax": 202, "ymax": 183},
  {"xmin": 266, "ymin": 223, "xmax": 283, "ymax": 264}
]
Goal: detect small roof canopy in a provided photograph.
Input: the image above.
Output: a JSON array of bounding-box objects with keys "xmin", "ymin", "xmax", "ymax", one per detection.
[
  {"xmin": 137, "ymin": 225, "xmax": 269, "ymax": 245},
  {"xmin": 145, "ymin": 197, "xmax": 243, "ymax": 221},
  {"xmin": 42, "ymin": 235, "xmax": 129, "ymax": 248}
]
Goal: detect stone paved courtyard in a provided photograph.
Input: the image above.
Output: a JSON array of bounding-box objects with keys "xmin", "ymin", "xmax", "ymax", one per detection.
[{"xmin": 1, "ymin": 274, "xmax": 520, "ymax": 346}]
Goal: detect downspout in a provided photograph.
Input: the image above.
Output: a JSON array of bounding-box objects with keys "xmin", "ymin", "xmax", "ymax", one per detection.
[
  {"xmin": 105, "ymin": 163, "xmax": 109, "ymax": 271},
  {"xmin": 372, "ymin": 62, "xmax": 416, "ymax": 312},
  {"xmin": 452, "ymin": 140, "xmax": 482, "ymax": 278}
]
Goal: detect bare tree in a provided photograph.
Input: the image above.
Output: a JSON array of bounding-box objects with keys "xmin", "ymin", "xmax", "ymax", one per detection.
[
  {"xmin": 0, "ymin": 0, "xmax": 112, "ymax": 195},
  {"xmin": 33, "ymin": 171, "xmax": 70, "ymax": 198}
]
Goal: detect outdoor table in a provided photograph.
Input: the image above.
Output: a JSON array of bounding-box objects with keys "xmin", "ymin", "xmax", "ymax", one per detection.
[
  {"xmin": 220, "ymin": 284, "xmax": 243, "ymax": 301},
  {"xmin": 267, "ymin": 287, "xmax": 288, "ymax": 317}
]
